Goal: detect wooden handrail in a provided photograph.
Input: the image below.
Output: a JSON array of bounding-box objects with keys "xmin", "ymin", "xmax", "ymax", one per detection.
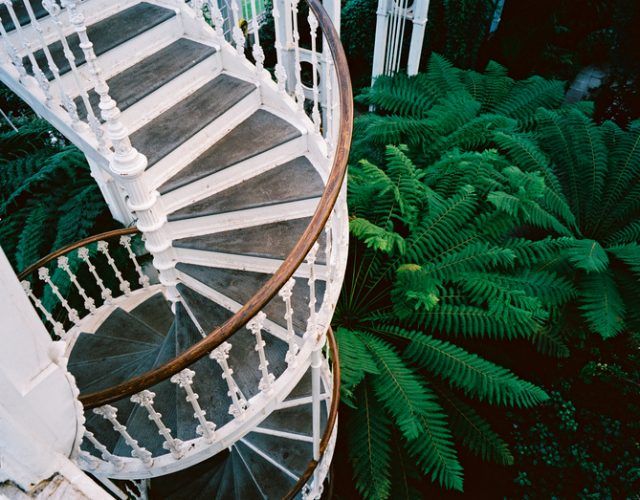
[
  {"xmin": 77, "ymin": 0, "xmax": 352, "ymax": 409},
  {"xmin": 17, "ymin": 227, "xmax": 139, "ymax": 280},
  {"xmin": 282, "ymin": 327, "xmax": 340, "ymax": 500}
]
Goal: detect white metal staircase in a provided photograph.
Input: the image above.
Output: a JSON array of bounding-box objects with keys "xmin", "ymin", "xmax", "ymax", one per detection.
[{"xmin": 1, "ymin": 0, "xmax": 352, "ymax": 497}]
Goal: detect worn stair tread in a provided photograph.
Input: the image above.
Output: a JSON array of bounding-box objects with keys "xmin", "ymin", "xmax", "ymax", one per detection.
[
  {"xmin": 243, "ymin": 432, "xmax": 312, "ymax": 477},
  {"xmin": 232, "ymin": 448, "xmax": 264, "ymax": 500},
  {"xmin": 150, "ymin": 450, "xmax": 229, "ymax": 500},
  {"xmin": 128, "ymin": 292, "xmax": 174, "ymax": 337},
  {"xmin": 75, "ymin": 38, "xmax": 218, "ymax": 121},
  {"xmin": 95, "ymin": 307, "xmax": 167, "ymax": 345},
  {"xmin": 131, "ymin": 73, "xmax": 255, "ymax": 168},
  {"xmin": 177, "ymin": 263, "xmax": 325, "ymax": 334},
  {"xmin": 26, "ymin": 3, "xmax": 175, "ymax": 80},
  {"xmin": 158, "ymin": 110, "xmax": 302, "ymax": 194},
  {"xmin": 174, "ymin": 218, "xmax": 327, "ymax": 265},
  {"xmin": 258, "ymin": 404, "xmax": 315, "ymax": 436},
  {"xmin": 0, "ymin": 0, "xmax": 46, "ymax": 32},
  {"xmin": 284, "ymin": 371, "xmax": 312, "ymax": 401},
  {"xmin": 168, "ymin": 157, "xmax": 323, "ymax": 221},
  {"xmin": 72, "ymin": 348, "xmax": 159, "ymax": 394},
  {"xmin": 235, "ymin": 440, "xmax": 296, "ymax": 499},
  {"xmin": 215, "ymin": 458, "xmax": 235, "ymax": 500},
  {"xmin": 177, "ymin": 284, "xmax": 233, "ymax": 333}
]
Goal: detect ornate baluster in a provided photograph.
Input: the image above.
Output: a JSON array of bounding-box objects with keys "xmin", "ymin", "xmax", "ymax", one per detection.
[
  {"xmin": 249, "ymin": 0, "xmax": 264, "ymax": 74},
  {"xmin": 209, "ymin": 342, "xmax": 248, "ymax": 418},
  {"xmin": 307, "ymin": 10, "xmax": 321, "ymax": 132},
  {"xmin": 304, "ymin": 242, "xmax": 320, "ymax": 337},
  {"xmin": 38, "ymin": 267, "xmax": 80, "ymax": 325},
  {"xmin": 93, "ymin": 405, "xmax": 153, "ymax": 467},
  {"xmin": 57, "ymin": 255, "xmax": 96, "ymax": 314},
  {"xmin": 192, "ymin": 0, "xmax": 204, "ymax": 20},
  {"xmin": 96, "ymin": 241, "xmax": 131, "ymax": 296},
  {"xmin": 76, "ymin": 450, "xmax": 101, "ymax": 471},
  {"xmin": 2, "ymin": 0, "xmax": 52, "ymax": 103},
  {"xmin": 278, "ymin": 278, "xmax": 299, "ymax": 365},
  {"xmin": 205, "ymin": 0, "xmax": 225, "ymax": 39},
  {"xmin": 28, "ymin": 0, "xmax": 80, "ymax": 125},
  {"xmin": 271, "ymin": 0, "xmax": 287, "ymax": 94},
  {"xmin": 247, "ymin": 312, "xmax": 275, "ymax": 392},
  {"xmin": 77, "ymin": 247, "xmax": 112, "ymax": 305},
  {"xmin": 291, "ymin": 0, "xmax": 305, "ymax": 110},
  {"xmin": 21, "ymin": 280, "xmax": 66, "ymax": 337},
  {"xmin": 229, "ymin": 0, "xmax": 245, "ymax": 56},
  {"xmin": 322, "ymin": 55, "xmax": 335, "ymax": 147},
  {"xmin": 119, "ymin": 235, "xmax": 150, "ymax": 289},
  {"xmin": 44, "ymin": 0, "xmax": 105, "ymax": 148},
  {"xmin": 0, "ymin": 9, "xmax": 27, "ymax": 80},
  {"xmin": 131, "ymin": 390, "xmax": 184, "ymax": 460},
  {"xmin": 83, "ymin": 430, "xmax": 124, "ymax": 470},
  {"xmin": 171, "ymin": 369, "xmax": 216, "ymax": 443}
]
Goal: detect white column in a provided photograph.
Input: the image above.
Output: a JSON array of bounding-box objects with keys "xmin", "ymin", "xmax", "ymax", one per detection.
[
  {"xmin": 407, "ymin": 0, "xmax": 430, "ymax": 76},
  {"xmin": 371, "ymin": 0, "xmax": 390, "ymax": 82}
]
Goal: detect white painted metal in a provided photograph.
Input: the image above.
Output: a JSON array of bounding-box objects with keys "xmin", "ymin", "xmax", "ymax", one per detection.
[
  {"xmin": 97, "ymin": 240, "xmax": 132, "ymax": 296},
  {"xmin": 210, "ymin": 342, "xmax": 248, "ymax": 418},
  {"xmin": 58, "ymin": 255, "xmax": 97, "ymax": 314},
  {"xmin": 171, "ymin": 369, "xmax": 217, "ymax": 442},
  {"xmin": 247, "ymin": 311, "xmax": 275, "ymax": 392}
]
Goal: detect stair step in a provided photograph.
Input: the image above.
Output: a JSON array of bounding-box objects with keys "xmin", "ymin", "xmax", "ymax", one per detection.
[
  {"xmin": 174, "ymin": 218, "xmax": 327, "ymax": 264},
  {"xmin": 232, "ymin": 447, "xmax": 265, "ymax": 499},
  {"xmin": 128, "ymin": 292, "xmax": 174, "ymax": 337},
  {"xmin": 94, "ymin": 307, "xmax": 167, "ymax": 344},
  {"xmin": 26, "ymin": 3, "xmax": 175, "ymax": 80},
  {"xmin": 176, "ymin": 263, "xmax": 325, "ymax": 334},
  {"xmin": 215, "ymin": 457, "xmax": 235, "ymax": 500},
  {"xmin": 243, "ymin": 431, "xmax": 312, "ymax": 477},
  {"xmin": 75, "ymin": 38, "xmax": 217, "ymax": 121},
  {"xmin": 259, "ymin": 404, "xmax": 316, "ymax": 437},
  {"xmin": 235, "ymin": 440, "xmax": 296, "ymax": 499},
  {"xmin": 158, "ymin": 110, "xmax": 302, "ymax": 194},
  {"xmin": 149, "ymin": 450, "xmax": 229, "ymax": 500},
  {"xmin": 168, "ymin": 156, "xmax": 324, "ymax": 221},
  {"xmin": 0, "ymin": 0, "xmax": 46, "ymax": 32},
  {"xmin": 177, "ymin": 284, "xmax": 233, "ymax": 333},
  {"xmin": 131, "ymin": 73, "xmax": 255, "ymax": 168}
]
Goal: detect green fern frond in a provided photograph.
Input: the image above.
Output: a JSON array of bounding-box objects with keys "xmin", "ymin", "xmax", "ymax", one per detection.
[
  {"xmin": 336, "ymin": 327, "xmax": 380, "ymax": 405},
  {"xmin": 606, "ymin": 220, "xmax": 640, "ymax": 246},
  {"xmin": 578, "ymin": 270, "xmax": 626, "ymax": 339},
  {"xmin": 491, "ymin": 76, "xmax": 564, "ymax": 127},
  {"xmin": 567, "ymin": 239, "xmax": 609, "ymax": 273},
  {"xmin": 15, "ymin": 203, "xmax": 54, "ymax": 272},
  {"xmin": 505, "ymin": 237, "xmax": 574, "ymax": 268},
  {"xmin": 532, "ymin": 321, "xmax": 571, "ymax": 358},
  {"xmin": 422, "ymin": 242, "xmax": 516, "ymax": 281},
  {"xmin": 357, "ymin": 72, "xmax": 435, "ymax": 117},
  {"xmin": 350, "ymin": 217, "xmax": 406, "ymax": 255},
  {"xmin": 425, "ymin": 52, "xmax": 465, "ymax": 96},
  {"xmin": 389, "ymin": 430, "xmax": 423, "ymax": 500},
  {"xmin": 348, "ymin": 382, "xmax": 393, "ymax": 500},
  {"xmin": 608, "ymin": 243, "xmax": 640, "ymax": 276},
  {"xmin": 438, "ymin": 388, "xmax": 515, "ymax": 465}
]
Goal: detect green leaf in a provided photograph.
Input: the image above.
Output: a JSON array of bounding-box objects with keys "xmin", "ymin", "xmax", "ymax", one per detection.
[
  {"xmin": 578, "ymin": 270, "xmax": 626, "ymax": 339},
  {"xmin": 567, "ymin": 239, "xmax": 609, "ymax": 273}
]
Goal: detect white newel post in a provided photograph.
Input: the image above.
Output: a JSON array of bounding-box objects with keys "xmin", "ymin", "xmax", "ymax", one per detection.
[
  {"xmin": 371, "ymin": 0, "xmax": 390, "ymax": 82},
  {"xmin": 60, "ymin": 0, "xmax": 178, "ymax": 304}
]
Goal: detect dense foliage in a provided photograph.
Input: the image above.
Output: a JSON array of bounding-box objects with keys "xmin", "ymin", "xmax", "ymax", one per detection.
[
  {"xmin": 0, "ymin": 84, "xmax": 114, "ymax": 272},
  {"xmin": 337, "ymin": 54, "xmax": 640, "ymax": 497}
]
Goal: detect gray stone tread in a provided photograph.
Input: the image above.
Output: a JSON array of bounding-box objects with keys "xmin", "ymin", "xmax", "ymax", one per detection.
[
  {"xmin": 232, "ymin": 449, "xmax": 264, "ymax": 500},
  {"xmin": 132, "ymin": 74, "xmax": 255, "ymax": 167},
  {"xmin": 235, "ymin": 440, "xmax": 295, "ymax": 499},
  {"xmin": 177, "ymin": 284, "xmax": 233, "ymax": 333},
  {"xmin": 158, "ymin": 110, "xmax": 302, "ymax": 194},
  {"xmin": 168, "ymin": 157, "xmax": 323, "ymax": 221},
  {"xmin": 243, "ymin": 431, "xmax": 312, "ymax": 477},
  {"xmin": 215, "ymin": 459, "xmax": 235, "ymax": 500},
  {"xmin": 176, "ymin": 263, "xmax": 325, "ymax": 334},
  {"xmin": 174, "ymin": 218, "xmax": 327, "ymax": 264},
  {"xmin": 75, "ymin": 38, "xmax": 217, "ymax": 121},
  {"xmin": 94, "ymin": 307, "xmax": 167, "ymax": 345},
  {"xmin": 26, "ymin": 3, "xmax": 175, "ymax": 80},
  {"xmin": 128, "ymin": 292, "xmax": 174, "ymax": 338},
  {"xmin": 259, "ymin": 404, "xmax": 314, "ymax": 436}
]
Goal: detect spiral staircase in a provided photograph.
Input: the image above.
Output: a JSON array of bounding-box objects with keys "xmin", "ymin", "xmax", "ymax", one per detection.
[{"xmin": 0, "ymin": 0, "xmax": 351, "ymax": 497}]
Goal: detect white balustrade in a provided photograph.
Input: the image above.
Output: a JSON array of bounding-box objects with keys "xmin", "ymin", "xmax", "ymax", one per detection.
[
  {"xmin": 278, "ymin": 277, "xmax": 299, "ymax": 365},
  {"xmin": 171, "ymin": 368, "xmax": 217, "ymax": 443},
  {"xmin": 93, "ymin": 405, "xmax": 154, "ymax": 467},
  {"xmin": 2, "ymin": 0, "xmax": 51, "ymax": 102},
  {"xmin": 307, "ymin": 10, "xmax": 321, "ymax": 132},
  {"xmin": 57, "ymin": 255, "xmax": 96, "ymax": 314},
  {"xmin": 84, "ymin": 430, "xmax": 124, "ymax": 470},
  {"xmin": 38, "ymin": 266, "xmax": 81, "ymax": 325},
  {"xmin": 248, "ymin": 0, "xmax": 265, "ymax": 74},
  {"xmin": 119, "ymin": 235, "xmax": 151, "ymax": 289},
  {"xmin": 247, "ymin": 311, "xmax": 275, "ymax": 392},
  {"xmin": 229, "ymin": 0, "xmax": 245, "ymax": 56},
  {"xmin": 0, "ymin": 8, "xmax": 27, "ymax": 80},
  {"xmin": 77, "ymin": 246, "xmax": 113, "ymax": 305},
  {"xmin": 97, "ymin": 240, "xmax": 131, "ymax": 296},
  {"xmin": 204, "ymin": 0, "xmax": 225, "ymax": 39},
  {"xmin": 210, "ymin": 342, "xmax": 248, "ymax": 417},
  {"xmin": 305, "ymin": 242, "xmax": 320, "ymax": 338},
  {"xmin": 291, "ymin": 0, "xmax": 305, "ymax": 110},
  {"xmin": 21, "ymin": 279, "xmax": 66, "ymax": 338},
  {"xmin": 271, "ymin": 0, "xmax": 288, "ymax": 94},
  {"xmin": 131, "ymin": 390, "xmax": 185, "ymax": 460}
]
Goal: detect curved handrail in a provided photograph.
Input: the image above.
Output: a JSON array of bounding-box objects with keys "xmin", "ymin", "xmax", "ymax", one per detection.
[
  {"xmin": 283, "ymin": 327, "xmax": 340, "ymax": 500},
  {"xmin": 17, "ymin": 227, "xmax": 140, "ymax": 280},
  {"xmin": 77, "ymin": 0, "xmax": 352, "ymax": 409}
]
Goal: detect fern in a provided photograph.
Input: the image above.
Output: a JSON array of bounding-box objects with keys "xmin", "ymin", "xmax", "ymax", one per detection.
[{"xmin": 578, "ymin": 270, "xmax": 626, "ymax": 339}]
